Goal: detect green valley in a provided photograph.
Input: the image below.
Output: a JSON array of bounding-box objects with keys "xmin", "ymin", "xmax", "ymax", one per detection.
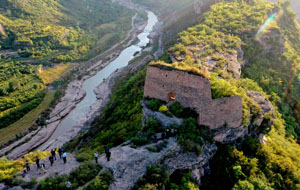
[
  {"xmin": 2, "ymin": 0, "xmax": 300, "ymax": 190},
  {"xmin": 0, "ymin": 0, "xmax": 136, "ymax": 143}
]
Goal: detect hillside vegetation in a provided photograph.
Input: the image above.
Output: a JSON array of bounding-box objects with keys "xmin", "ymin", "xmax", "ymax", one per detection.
[
  {"xmin": 74, "ymin": 0, "xmax": 300, "ymax": 189},
  {"xmin": 0, "ymin": 0, "xmax": 135, "ymax": 137},
  {"xmin": 152, "ymin": 0, "xmax": 300, "ymax": 189},
  {"xmin": 132, "ymin": 0, "xmax": 196, "ymax": 17}
]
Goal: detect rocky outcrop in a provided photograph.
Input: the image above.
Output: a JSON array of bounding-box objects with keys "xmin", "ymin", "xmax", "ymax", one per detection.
[
  {"xmin": 212, "ymin": 125, "xmax": 248, "ymax": 143},
  {"xmin": 247, "ymin": 90, "xmax": 274, "ymax": 135},
  {"xmin": 98, "ymin": 138, "xmax": 217, "ymax": 190}
]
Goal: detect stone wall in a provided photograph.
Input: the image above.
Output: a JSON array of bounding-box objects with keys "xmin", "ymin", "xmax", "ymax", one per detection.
[{"xmin": 144, "ymin": 65, "xmax": 243, "ymax": 130}]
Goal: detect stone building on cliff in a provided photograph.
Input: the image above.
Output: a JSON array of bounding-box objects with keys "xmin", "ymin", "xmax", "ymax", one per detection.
[{"xmin": 143, "ymin": 64, "xmax": 245, "ymax": 141}]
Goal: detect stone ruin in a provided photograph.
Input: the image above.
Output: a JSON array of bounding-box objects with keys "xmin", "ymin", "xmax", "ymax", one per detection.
[{"xmin": 143, "ymin": 64, "xmax": 245, "ymax": 142}]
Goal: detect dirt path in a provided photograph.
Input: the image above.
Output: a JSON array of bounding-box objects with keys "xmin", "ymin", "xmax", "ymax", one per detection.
[
  {"xmin": 0, "ymin": 24, "xmax": 7, "ymax": 36},
  {"xmin": 61, "ymin": 29, "xmax": 70, "ymax": 41}
]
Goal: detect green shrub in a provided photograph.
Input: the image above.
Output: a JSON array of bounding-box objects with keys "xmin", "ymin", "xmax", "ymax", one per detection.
[
  {"xmin": 147, "ymin": 146, "xmax": 158, "ymax": 152},
  {"xmin": 159, "ymin": 105, "xmax": 168, "ymax": 112},
  {"xmin": 143, "ymin": 118, "xmax": 163, "ymax": 133},
  {"xmin": 147, "ymin": 99, "xmax": 166, "ymax": 112},
  {"xmin": 134, "ymin": 164, "xmax": 169, "ymax": 190},
  {"xmin": 232, "ymin": 180, "xmax": 254, "ymax": 190},
  {"xmin": 83, "ymin": 170, "xmax": 114, "ymax": 190},
  {"xmin": 75, "ymin": 152, "xmax": 92, "ymax": 162},
  {"xmin": 169, "ymin": 102, "xmax": 198, "ymax": 119},
  {"xmin": 69, "ymin": 161, "xmax": 101, "ymax": 186},
  {"xmin": 38, "ymin": 161, "xmax": 102, "ymax": 190},
  {"xmin": 131, "ymin": 136, "xmax": 148, "ymax": 146}
]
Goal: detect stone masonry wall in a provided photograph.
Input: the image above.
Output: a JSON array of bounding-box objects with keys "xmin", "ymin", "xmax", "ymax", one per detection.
[{"xmin": 143, "ymin": 65, "xmax": 243, "ymax": 130}]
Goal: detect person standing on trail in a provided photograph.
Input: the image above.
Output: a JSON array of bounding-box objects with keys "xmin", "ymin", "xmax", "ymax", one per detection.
[
  {"xmin": 39, "ymin": 163, "xmax": 46, "ymax": 174},
  {"xmin": 62, "ymin": 152, "xmax": 67, "ymax": 164},
  {"xmin": 22, "ymin": 169, "xmax": 27, "ymax": 178},
  {"xmin": 106, "ymin": 151, "xmax": 111, "ymax": 162},
  {"xmin": 35, "ymin": 157, "xmax": 40, "ymax": 169},
  {"xmin": 66, "ymin": 181, "xmax": 71, "ymax": 189},
  {"xmin": 104, "ymin": 145, "xmax": 111, "ymax": 162},
  {"xmin": 49, "ymin": 155, "xmax": 54, "ymax": 166},
  {"xmin": 51, "ymin": 149, "xmax": 56, "ymax": 160},
  {"xmin": 94, "ymin": 152, "xmax": 99, "ymax": 164},
  {"xmin": 25, "ymin": 160, "xmax": 30, "ymax": 171},
  {"xmin": 104, "ymin": 146, "xmax": 109, "ymax": 154},
  {"xmin": 58, "ymin": 148, "xmax": 63, "ymax": 159}
]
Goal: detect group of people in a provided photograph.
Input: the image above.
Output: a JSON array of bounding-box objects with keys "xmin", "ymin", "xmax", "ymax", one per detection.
[
  {"xmin": 22, "ymin": 148, "xmax": 67, "ymax": 177},
  {"xmin": 94, "ymin": 146, "xmax": 111, "ymax": 164},
  {"xmin": 22, "ymin": 146, "xmax": 112, "ymax": 178},
  {"xmin": 49, "ymin": 148, "xmax": 67, "ymax": 165}
]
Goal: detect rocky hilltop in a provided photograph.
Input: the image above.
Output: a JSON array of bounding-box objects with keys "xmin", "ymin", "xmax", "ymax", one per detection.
[{"xmin": 2, "ymin": 0, "xmax": 300, "ymax": 190}]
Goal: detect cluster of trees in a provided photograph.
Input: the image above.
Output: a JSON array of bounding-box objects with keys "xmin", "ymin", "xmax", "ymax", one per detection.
[
  {"xmin": 134, "ymin": 164, "xmax": 199, "ymax": 190},
  {"xmin": 0, "ymin": 60, "xmax": 46, "ymax": 129}
]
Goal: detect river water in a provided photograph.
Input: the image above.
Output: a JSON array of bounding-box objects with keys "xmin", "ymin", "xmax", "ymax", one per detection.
[{"xmin": 46, "ymin": 11, "xmax": 158, "ymax": 142}]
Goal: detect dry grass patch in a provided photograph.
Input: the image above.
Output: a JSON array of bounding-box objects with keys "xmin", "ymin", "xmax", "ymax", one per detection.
[{"xmin": 39, "ymin": 63, "xmax": 71, "ymax": 84}]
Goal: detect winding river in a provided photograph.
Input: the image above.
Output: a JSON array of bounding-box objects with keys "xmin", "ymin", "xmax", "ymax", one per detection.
[{"xmin": 44, "ymin": 11, "xmax": 158, "ymax": 145}]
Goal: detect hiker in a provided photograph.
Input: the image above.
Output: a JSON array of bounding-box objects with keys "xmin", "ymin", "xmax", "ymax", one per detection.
[
  {"xmin": 49, "ymin": 155, "xmax": 54, "ymax": 166},
  {"xmin": 35, "ymin": 157, "xmax": 40, "ymax": 169},
  {"xmin": 66, "ymin": 181, "xmax": 71, "ymax": 189},
  {"xmin": 94, "ymin": 152, "xmax": 99, "ymax": 164},
  {"xmin": 39, "ymin": 163, "xmax": 46, "ymax": 174},
  {"xmin": 104, "ymin": 146, "xmax": 111, "ymax": 161},
  {"xmin": 62, "ymin": 152, "xmax": 67, "ymax": 164},
  {"xmin": 58, "ymin": 148, "xmax": 63, "ymax": 159},
  {"xmin": 104, "ymin": 145, "xmax": 109, "ymax": 154},
  {"xmin": 51, "ymin": 149, "xmax": 56, "ymax": 160},
  {"xmin": 25, "ymin": 160, "xmax": 30, "ymax": 171},
  {"xmin": 22, "ymin": 169, "xmax": 27, "ymax": 178},
  {"xmin": 106, "ymin": 151, "xmax": 111, "ymax": 162}
]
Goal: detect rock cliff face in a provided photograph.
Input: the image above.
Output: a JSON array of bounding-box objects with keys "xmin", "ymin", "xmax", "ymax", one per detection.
[
  {"xmin": 98, "ymin": 138, "xmax": 217, "ymax": 190},
  {"xmin": 247, "ymin": 91, "xmax": 274, "ymax": 135},
  {"xmin": 143, "ymin": 65, "xmax": 244, "ymax": 143}
]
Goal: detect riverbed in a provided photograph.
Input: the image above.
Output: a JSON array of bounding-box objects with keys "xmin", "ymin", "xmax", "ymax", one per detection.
[{"xmin": 43, "ymin": 11, "xmax": 158, "ymax": 146}]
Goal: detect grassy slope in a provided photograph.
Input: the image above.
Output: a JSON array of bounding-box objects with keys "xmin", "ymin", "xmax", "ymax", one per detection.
[{"xmin": 0, "ymin": 91, "xmax": 54, "ymax": 145}]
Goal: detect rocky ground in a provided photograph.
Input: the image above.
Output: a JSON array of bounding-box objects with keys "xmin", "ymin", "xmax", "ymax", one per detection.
[
  {"xmin": 98, "ymin": 138, "xmax": 217, "ymax": 190},
  {"xmin": 22, "ymin": 154, "xmax": 80, "ymax": 182}
]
